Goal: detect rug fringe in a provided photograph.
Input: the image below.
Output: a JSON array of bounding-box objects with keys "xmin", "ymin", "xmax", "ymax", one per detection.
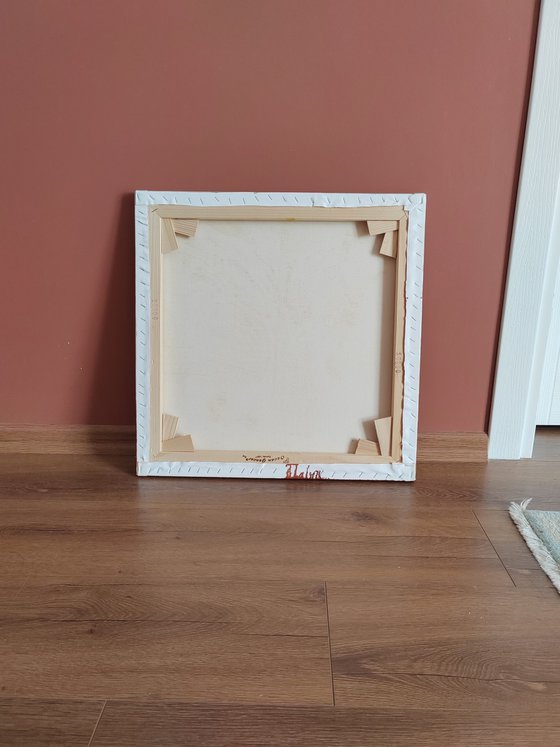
[{"xmin": 509, "ymin": 501, "xmax": 560, "ymax": 594}]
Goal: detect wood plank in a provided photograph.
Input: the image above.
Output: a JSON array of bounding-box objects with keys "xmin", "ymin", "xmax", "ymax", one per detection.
[
  {"xmin": 390, "ymin": 216, "xmax": 407, "ymax": 460},
  {"xmin": 161, "ymin": 434, "xmax": 194, "ymax": 452},
  {"xmin": 1, "ymin": 444, "xmax": 558, "ymax": 513},
  {"xmin": 155, "ymin": 449, "xmax": 392, "ymax": 464},
  {"xmin": 354, "ymin": 439, "xmax": 380, "ymax": 456},
  {"xmin": 379, "ymin": 230, "xmax": 398, "ymax": 258},
  {"xmin": 474, "ymin": 509, "xmax": 541, "ymax": 567},
  {"xmin": 155, "ymin": 205, "xmax": 406, "ymax": 221},
  {"xmin": 508, "ymin": 567, "xmax": 556, "ymax": 589},
  {"xmin": 161, "ymin": 414, "xmax": 178, "ymax": 441},
  {"xmin": 0, "ymin": 501, "xmax": 488, "ymax": 539},
  {"xmin": 327, "ymin": 584, "xmax": 560, "ymax": 706},
  {"xmin": 531, "ymin": 427, "xmax": 560, "ymax": 460},
  {"xmin": 160, "ymin": 217, "xmax": 178, "ymax": 252},
  {"xmin": 0, "ymin": 454, "xmax": 527, "ymax": 509},
  {"xmin": 0, "ymin": 620, "xmax": 332, "ymax": 703},
  {"xmin": 366, "ymin": 219, "xmax": 398, "ymax": 236},
  {"xmin": 414, "ymin": 458, "xmax": 560, "ymax": 506},
  {"xmin": 0, "ymin": 699, "xmax": 104, "ymax": 747},
  {"xmin": 0, "ymin": 531, "xmax": 504, "ymax": 586},
  {"xmin": 0, "ymin": 581, "xmax": 327, "ymax": 636},
  {"xmin": 1, "ymin": 453, "xmax": 556, "ymax": 508},
  {"xmin": 332, "ymin": 671, "xmax": 560, "ymax": 712},
  {"xmin": 172, "ymin": 218, "xmax": 198, "ymax": 237},
  {"xmin": 90, "ymin": 702, "xmax": 560, "ymax": 747},
  {"xmin": 374, "ymin": 417, "xmax": 392, "ymax": 457},
  {"xmin": 157, "ymin": 435, "xmax": 488, "ymax": 464},
  {"xmin": 474, "ymin": 508, "xmax": 554, "ymax": 588}
]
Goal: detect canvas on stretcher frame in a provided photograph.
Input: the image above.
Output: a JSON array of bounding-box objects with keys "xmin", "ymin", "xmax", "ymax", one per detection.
[{"xmin": 135, "ymin": 191, "xmax": 425, "ymax": 480}]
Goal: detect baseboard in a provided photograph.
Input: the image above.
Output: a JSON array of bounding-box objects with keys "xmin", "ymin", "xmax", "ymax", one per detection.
[
  {"xmin": 0, "ymin": 426, "xmax": 488, "ymax": 462},
  {"xmin": 0, "ymin": 425, "xmax": 135, "ymax": 455},
  {"xmin": 417, "ymin": 432, "xmax": 488, "ymax": 462}
]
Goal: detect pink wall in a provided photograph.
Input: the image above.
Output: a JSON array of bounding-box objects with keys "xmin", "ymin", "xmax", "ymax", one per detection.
[{"xmin": 0, "ymin": 0, "xmax": 538, "ymax": 432}]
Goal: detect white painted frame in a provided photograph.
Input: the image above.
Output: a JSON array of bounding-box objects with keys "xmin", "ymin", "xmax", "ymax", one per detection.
[
  {"xmin": 135, "ymin": 191, "xmax": 425, "ymax": 479},
  {"xmin": 489, "ymin": 0, "xmax": 560, "ymax": 459}
]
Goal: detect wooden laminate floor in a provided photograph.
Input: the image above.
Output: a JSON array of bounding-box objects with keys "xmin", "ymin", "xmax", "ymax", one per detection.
[{"xmin": 1, "ymin": 430, "xmax": 560, "ymax": 745}]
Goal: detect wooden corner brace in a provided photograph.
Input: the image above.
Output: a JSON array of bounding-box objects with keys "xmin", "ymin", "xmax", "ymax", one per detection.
[
  {"xmin": 161, "ymin": 218, "xmax": 199, "ymax": 253},
  {"xmin": 366, "ymin": 220, "xmax": 398, "ymax": 259},
  {"xmin": 379, "ymin": 231, "xmax": 398, "ymax": 258},
  {"xmin": 161, "ymin": 414, "xmax": 194, "ymax": 452},
  {"xmin": 366, "ymin": 220, "xmax": 398, "ymax": 236},
  {"xmin": 162, "ymin": 414, "xmax": 179, "ymax": 440},
  {"xmin": 374, "ymin": 416, "xmax": 392, "ymax": 457},
  {"xmin": 173, "ymin": 219, "xmax": 198, "ymax": 237},
  {"xmin": 354, "ymin": 417, "xmax": 393, "ymax": 459},
  {"xmin": 355, "ymin": 439, "xmax": 381, "ymax": 457}
]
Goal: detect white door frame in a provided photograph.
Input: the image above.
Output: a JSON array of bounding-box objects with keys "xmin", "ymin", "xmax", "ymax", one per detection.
[
  {"xmin": 488, "ymin": 0, "xmax": 560, "ymax": 459},
  {"xmin": 536, "ymin": 238, "xmax": 560, "ymax": 424}
]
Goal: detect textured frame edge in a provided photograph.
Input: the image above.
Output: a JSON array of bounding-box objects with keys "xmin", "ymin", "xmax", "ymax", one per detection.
[{"xmin": 135, "ymin": 191, "xmax": 425, "ymax": 480}]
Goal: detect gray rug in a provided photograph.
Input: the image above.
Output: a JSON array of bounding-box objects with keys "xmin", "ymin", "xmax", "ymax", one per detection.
[{"xmin": 510, "ymin": 499, "xmax": 560, "ymax": 593}]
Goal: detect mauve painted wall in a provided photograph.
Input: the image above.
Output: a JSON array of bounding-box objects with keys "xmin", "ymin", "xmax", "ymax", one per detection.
[{"xmin": 0, "ymin": 0, "xmax": 538, "ymax": 431}]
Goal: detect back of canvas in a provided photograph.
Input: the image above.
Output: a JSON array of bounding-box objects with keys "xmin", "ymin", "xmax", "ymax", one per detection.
[{"xmin": 162, "ymin": 220, "xmax": 394, "ymax": 452}]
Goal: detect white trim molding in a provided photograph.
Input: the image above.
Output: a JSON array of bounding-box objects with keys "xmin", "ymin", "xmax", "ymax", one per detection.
[{"xmin": 489, "ymin": 0, "xmax": 560, "ymax": 459}]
